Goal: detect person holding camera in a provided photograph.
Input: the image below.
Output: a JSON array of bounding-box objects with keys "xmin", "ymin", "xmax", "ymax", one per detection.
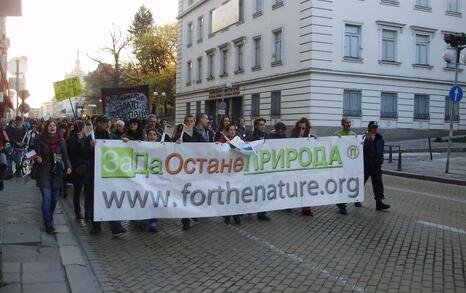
[{"xmin": 33, "ymin": 120, "xmax": 72, "ymax": 234}]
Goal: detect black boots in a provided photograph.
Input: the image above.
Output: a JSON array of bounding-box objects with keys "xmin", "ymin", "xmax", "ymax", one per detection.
[{"xmin": 376, "ymin": 200, "xmax": 390, "ymax": 211}]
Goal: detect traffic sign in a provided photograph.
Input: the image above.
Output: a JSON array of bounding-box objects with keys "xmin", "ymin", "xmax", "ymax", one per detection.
[
  {"xmin": 218, "ymin": 101, "xmax": 227, "ymax": 110},
  {"xmin": 449, "ymin": 85, "xmax": 463, "ymax": 102}
]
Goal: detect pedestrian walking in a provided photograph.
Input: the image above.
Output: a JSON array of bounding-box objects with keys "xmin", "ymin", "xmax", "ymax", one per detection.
[
  {"xmin": 271, "ymin": 122, "xmax": 287, "ymax": 139},
  {"xmin": 67, "ymin": 120, "xmax": 89, "ymax": 220},
  {"xmin": 113, "ymin": 120, "xmax": 125, "ymax": 139},
  {"xmin": 6, "ymin": 116, "xmax": 26, "ymax": 177},
  {"xmin": 124, "ymin": 118, "xmax": 145, "ymax": 141},
  {"xmin": 22, "ymin": 119, "xmax": 40, "ymax": 151},
  {"xmin": 145, "ymin": 129, "xmax": 159, "ymax": 232},
  {"xmin": 334, "ymin": 116, "xmax": 359, "ymax": 214},
  {"xmin": 217, "ymin": 124, "xmax": 241, "ymax": 225},
  {"xmin": 363, "ymin": 121, "xmax": 390, "ymax": 211},
  {"xmin": 33, "ymin": 120, "xmax": 72, "ymax": 234},
  {"xmin": 0, "ymin": 118, "xmax": 10, "ymax": 191},
  {"xmin": 291, "ymin": 117, "xmax": 314, "ymax": 216},
  {"xmin": 247, "ymin": 118, "xmax": 271, "ymax": 221},
  {"xmin": 83, "ymin": 115, "xmax": 127, "ymax": 235}
]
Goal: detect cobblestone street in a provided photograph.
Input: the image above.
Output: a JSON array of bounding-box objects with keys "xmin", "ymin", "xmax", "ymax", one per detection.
[{"xmin": 59, "ymin": 175, "xmax": 466, "ymax": 293}]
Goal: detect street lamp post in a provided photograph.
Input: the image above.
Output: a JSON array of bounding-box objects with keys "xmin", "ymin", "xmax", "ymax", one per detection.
[
  {"xmin": 442, "ymin": 33, "xmax": 466, "ymax": 174},
  {"xmin": 153, "ymin": 91, "xmax": 166, "ymax": 116}
]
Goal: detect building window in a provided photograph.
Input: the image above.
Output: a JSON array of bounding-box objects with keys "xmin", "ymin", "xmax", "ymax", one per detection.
[
  {"xmin": 235, "ymin": 43, "xmax": 244, "ymax": 73},
  {"xmin": 251, "ymin": 94, "xmax": 260, "ymax": 117},
  {"xmin": 415, "ymin": 34, "xmax": 430, "ymax": 65},
  {"xmin": 239, "ymin": 0, "xmax": 244, "ymax": 22},
  {"xmin": 447, "ymin": 0, "xmax": 460, "ymax": 12},
  {"xmin": 273, "ymin": 0, "xmax": 284, "ymax": 9},
  {"xmin": 197, "ymin": 17, "xmax": 204, "ymax": 42},
  {"xmin": 186, "ymin": 102, "xmax": 191, "ymax": 115},
  {"xmin": 207, "ymin": 51, "xmax": 215, "ymax": 80},
  {"xmin": 445, "ymin": 97, "xmax": 460, "ymax": 121},
  {"xmin": 271, "ymin": 91, "xmax": 281, "ymax": 116},
  {"xmin": 208, "ymin": 10, "xmax": 214, "ymax": 35},
  {"xmin": 196, "ymin": 57, "xmax": 202, "ymax": 83},
  {"xmin": 381, "ymin": 93, "xmax": 398, "ymax": 118},
  {"xmin": 272, "ymin": 29, "xmax": 283, "ymax": 65},
  {"xmin": 382, "ymin": 30, "xmax": 397, "ymax": 62},
  {"xmin": 196, "ymin": 101, "xmax": 201, "ymax": 114},
  {"xmin": 414, "ymin": 94, "xmax": 430, "ymax": 120},
  {"xmin": 416, "ymin": 0, "xmax": 430, "ymax": 8},
  {"xmin": 254, "ymin": 0, "xmax": 263, "ymax": 16},
  {"xmin": 187, "ymin": 22, "xmax": 193, "ymax": 47},
  {"xmin": 345, "ymin": 24, "xmax": 361, "ymax": 59},
  {"xmin": 220, "ymin": 48, "xmax": 228, "ymax": 77},
  {"xmin": 343, "ymin": 90, "xmax": 362, "ymax": 117},
  {"xmin": 186, "ymin": 61, "xmax": 192, "ymax": 86},
  {"xmin": 253, "ymin": 36, "xmax": 262, "ymax": 70}
]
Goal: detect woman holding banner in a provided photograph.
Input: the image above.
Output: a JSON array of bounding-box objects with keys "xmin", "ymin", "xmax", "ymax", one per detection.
[
  {"xmin": 291, "ymin": 117, "xmax": 315, "ymax": 217},
  {"xmin": 34, "ymin": 120, "xmax": 72, "ymax": 234}
]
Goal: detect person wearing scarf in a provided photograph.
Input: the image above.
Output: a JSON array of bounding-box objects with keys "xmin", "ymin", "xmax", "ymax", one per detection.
[{"xmin": 34, "ymin": 120, "xmax": 72, "ymax": 234}]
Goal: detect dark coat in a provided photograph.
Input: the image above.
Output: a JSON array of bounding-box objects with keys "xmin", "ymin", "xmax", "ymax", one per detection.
[
  {"xmin": 236, "ymin": 126, "xmax": 251, "ymax": 140},
  {"xmin": 34, "ymin": 137, "xmax": 71, "ymax": 189},
  {"xmin": 67, "ymin": 133, "xmax": 89, "ymax": 183},
  {"xmin": 191, "ymin": 127, "xmax": 214, "ymax": 143},
  {"xmin": 363, "ymin": 133, "xmax": 384, "ymax": 165},
  {"xmin": 246, "ymin": 129, "xmax": 270, "ymax": 142}
]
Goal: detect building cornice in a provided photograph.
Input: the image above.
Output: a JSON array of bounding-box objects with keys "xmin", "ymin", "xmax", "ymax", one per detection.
[{"xmin": 177, "ymin": 0, "xmax": 210, "ymax": 19}]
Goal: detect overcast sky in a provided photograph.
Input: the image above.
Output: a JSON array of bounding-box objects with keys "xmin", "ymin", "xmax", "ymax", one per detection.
[{"xmin": 6, "ymin": 0, "xmax": 178, "ymax": 107}]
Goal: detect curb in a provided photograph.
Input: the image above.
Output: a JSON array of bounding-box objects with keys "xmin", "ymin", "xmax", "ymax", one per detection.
[
  {"xmin": 398, "ymin": 148, "xmax": 466, "ymax": 153},
  {"xmin": 383, "ymin": 170, "xmax": 466, "ymax": 186},
  {"xmin": 56, "ymin": 201, "xmax": 102, "ymax": 293}
]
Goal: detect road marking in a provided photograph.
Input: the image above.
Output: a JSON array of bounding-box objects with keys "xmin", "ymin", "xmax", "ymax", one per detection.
[
  {"xmin": 417, "ymin": 221, "xmax": 466, "ymax": 235},
  {"xmin": 229, "ymin": 225, "xmax": 366, "ymax": 292},
  {"xmin": 384, "ymin": 185, "xmax": 466, "ymax": 205}
]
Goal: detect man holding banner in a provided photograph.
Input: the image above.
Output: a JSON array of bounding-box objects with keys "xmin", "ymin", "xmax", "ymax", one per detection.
[{"xmin": 83, "ymin": 114, "xmax": 127, "ymax": 235}]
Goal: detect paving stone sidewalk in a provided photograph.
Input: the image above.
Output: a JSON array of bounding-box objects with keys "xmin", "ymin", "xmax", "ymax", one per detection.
[{"xmin": 0, "ymin": 178, "xmax": 100, "ymax": 293}]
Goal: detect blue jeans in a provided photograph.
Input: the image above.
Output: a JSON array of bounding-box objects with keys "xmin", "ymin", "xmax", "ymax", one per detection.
[
  {"xmin": 40, "ymin": 187, "xmax": 61, "ymax": 228},
  {"xmin": 0, "ymin": 153, "xmax": 7, "ymax": 179}
]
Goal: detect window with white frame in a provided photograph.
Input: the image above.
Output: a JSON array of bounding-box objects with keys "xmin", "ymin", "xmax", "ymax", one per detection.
[
  {"xmin": 196, "ymin": 57, "xmax": 202, "ymax": 83},
  {"xmin": 239, "ymin": 0, "xmax": 244, "ymax": 21},
  {"xmin": 416, "ymin": 0, "xmax": 430, "ymax": 8},
  {"xmin": 272, "ymin": 28, "xmax": 283, "ymax": 65},
  {"xmin": 447, "ymin": 0, "xmax": 460, "ymax": 13},
  {"xmin": 186, "ymin": 61, "xmax": 192, "ymax": 85},
  {"xmin": 220, "ymin": 48, "xmax": 228, "ymax": 76},
  {"xmin": 235, "ymin": 42, "xmax": 244, "ymax": 73},
  {"xmin": 415, "ymin": 34, "xmax": 430, "ymax": 65},
  {"xmin": 251, "ymin": 94, "xmax": 260, "ymax": 117},
  {"xmin": 382, "ymin": 29, "xmax": 397, "ymax": 62},
  {"xmin": 207, "ymin": 51, "xmax": 215, "ymax": 80},
  {"xmin": 187, "ymin": 22, "xmax": 193, "ymax": 47},
  {"xmin": 253, "ymin": 36, "xmax": 262, "ymax": 69},
  {"xmin": 343, "ymin": 90, "xmax": 362, "ymax": 117},
  {"xmin": 196, "ymin": 101, "xmax": 201, "ymax": 114},
  {"xmin": 186, "ymin": 102, "xmax": 191, "ymax": 115},
  {"xmin": 208, "ymin": 10, "xmax": 213, "ymax": 35},
  {"xmin": 414, "ymin": 94, "xmax": 430, "ymax": 120},
  {"xmin": 445, "ymin": 96, "xmax": 460, "ymax": 121},
  {"xmin": 271, "ymin": 91, "xmax": 281, "ymax": 116},
  {"xmin": 381, "ymin": 93, "xmax": 398, "ymax": 118},
  {"xmin": 254, "ymin": 0, "xmax": 263, "ymax": 15},
  {"xmin": 197, "ymin": 17, "xmax": 204, "ymax": 42},
  {"xmin": 345, "ymin": 24, "xmax": 362, "ymax": 59}
]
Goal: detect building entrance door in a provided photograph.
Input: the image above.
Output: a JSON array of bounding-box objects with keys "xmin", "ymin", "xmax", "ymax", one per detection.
[{"xmin": 205, "ymin": 96, "xmax": 243, "ymax": 127}]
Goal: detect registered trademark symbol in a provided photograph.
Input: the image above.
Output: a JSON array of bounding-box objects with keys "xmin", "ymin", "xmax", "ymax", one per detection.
[{"xmin": 347, "ymin": 145, "xmax": 359, "ymax": 159}]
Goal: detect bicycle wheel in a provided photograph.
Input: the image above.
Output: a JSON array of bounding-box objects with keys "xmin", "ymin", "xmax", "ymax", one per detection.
[{"xmin": 21, "ymin": 158, "xmax": 32, "ymax": 176}]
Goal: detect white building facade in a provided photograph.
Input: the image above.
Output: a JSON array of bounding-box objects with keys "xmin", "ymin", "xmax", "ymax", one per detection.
[{"xmin": 175, "ymin": 0, "xmax": 466, "ymax": 138}]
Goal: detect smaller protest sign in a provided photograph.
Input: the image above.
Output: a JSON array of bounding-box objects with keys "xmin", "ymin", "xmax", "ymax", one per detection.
[
  {"xmin": 229, "ymin": 136, "xmax": 256, "ymax": 155},
  {"xmin": 53, "ymin": 77, "xmax": 83, "ymax": 101}
]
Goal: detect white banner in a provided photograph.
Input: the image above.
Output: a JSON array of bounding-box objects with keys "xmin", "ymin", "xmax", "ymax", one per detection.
[{"xmin": 94, "ymin": 136, "xmax": 364, "ymax": 221}]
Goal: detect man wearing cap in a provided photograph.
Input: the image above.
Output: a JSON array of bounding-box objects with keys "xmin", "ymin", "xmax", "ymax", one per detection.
[
  {"xmin": 363, "ymin": 121, "xmax": 390, "ymax": 211},
  {"xmin": 82, "ymin": 114, "xmax": 127, "ymax": 235},
  {"xmin": 334, "ymin": 116, "xmax": 359, "ymax": 215}
]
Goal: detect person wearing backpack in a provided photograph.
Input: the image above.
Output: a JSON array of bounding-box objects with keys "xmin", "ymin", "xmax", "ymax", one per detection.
[{"xmin": 33, "ymin": 120, "xmax": 72, "ymax": 234}]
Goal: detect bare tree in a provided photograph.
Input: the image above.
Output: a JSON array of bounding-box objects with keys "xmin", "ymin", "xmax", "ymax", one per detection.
[{"xmin": 88, "ymin": 24, "xmax": 130, "ymax": 88}]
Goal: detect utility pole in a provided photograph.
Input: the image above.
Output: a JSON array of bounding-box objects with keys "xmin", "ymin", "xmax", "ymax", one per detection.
[{"xmin": 443, "ymin": 33, "xmax": 466, "ymax": 173}]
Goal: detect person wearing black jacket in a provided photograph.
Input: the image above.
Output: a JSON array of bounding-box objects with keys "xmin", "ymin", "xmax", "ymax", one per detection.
[
  {"xmin": 82, "ymin": 115, "xmax": 127, "ymax": 235},
  {"xmin": 246, "ymin": 118, "xmax": 271, "ymax": 221},
  {"xmin": 67, "ymin": 120, "xmax": 88, "ymax": 220},
  {"xmin": 363, "ymin": 121, "xmax": 390, "ymax": 211},
  {"xmin": 179, "ymin": 113, "xmax": 213, "ymax": 230}
]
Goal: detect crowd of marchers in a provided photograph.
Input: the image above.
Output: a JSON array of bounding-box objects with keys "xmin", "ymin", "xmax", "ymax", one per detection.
[{"xmin": 0, "ymin": 113, "xmax": 389, "ymax": 235}]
